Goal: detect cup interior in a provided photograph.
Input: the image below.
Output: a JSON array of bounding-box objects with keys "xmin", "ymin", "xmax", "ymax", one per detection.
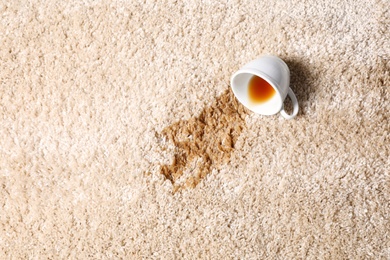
[{"xmin": 231, "ymin": 72, "xmax": 283, "ymax": 115}]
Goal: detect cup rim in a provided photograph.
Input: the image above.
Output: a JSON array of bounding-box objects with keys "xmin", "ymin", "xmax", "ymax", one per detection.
[{"xmin": 230, "ymin": 68, "xmax": 283, "ymax": 115}]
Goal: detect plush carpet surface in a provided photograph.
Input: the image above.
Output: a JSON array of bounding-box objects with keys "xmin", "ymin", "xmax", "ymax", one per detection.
[{"xmin": 1, "ymin": 0, "xmax": 389, "ymax": 258}]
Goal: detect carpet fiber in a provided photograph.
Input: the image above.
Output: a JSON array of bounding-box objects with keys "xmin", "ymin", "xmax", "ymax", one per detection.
[{"xmin": 1, "ymin": 0, "xmax": 389, "ymax": 258}]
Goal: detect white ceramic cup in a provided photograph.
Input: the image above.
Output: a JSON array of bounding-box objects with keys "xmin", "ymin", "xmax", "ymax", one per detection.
[{"xmin": 230, "ymin": 55, "xmax": 299, "ymax": 119}]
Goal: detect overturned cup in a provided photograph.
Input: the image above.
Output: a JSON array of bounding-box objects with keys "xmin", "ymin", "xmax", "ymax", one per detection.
[{"xmin": 230, "ymin": 55, "xmax": 299, "ymax": 119}]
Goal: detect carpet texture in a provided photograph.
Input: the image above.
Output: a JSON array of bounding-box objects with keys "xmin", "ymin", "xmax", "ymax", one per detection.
[{"xmin": 1, "ymin": 0, "xmax": 389, "ymax": 258}]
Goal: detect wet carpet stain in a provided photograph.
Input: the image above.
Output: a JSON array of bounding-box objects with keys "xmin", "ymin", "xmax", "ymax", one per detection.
[{"xmin": 160, "ymin": 88, "xmax": 249, "ymax": 192}]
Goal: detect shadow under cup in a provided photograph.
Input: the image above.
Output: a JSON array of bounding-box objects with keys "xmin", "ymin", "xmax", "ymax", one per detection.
[{"xmin": 231, "ymin": 72, "xmax": 283, "ymax": 115}]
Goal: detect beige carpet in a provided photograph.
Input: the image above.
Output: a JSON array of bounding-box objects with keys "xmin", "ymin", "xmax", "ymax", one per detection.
[{"xmin": 1, "ymin": 0, "xmax": 389, "ymax": 258}]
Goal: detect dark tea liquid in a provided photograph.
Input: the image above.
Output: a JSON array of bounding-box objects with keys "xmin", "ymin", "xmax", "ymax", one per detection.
[{"xmin": 248, "ymin": 75, "xmax": 276, "ymax": 103}]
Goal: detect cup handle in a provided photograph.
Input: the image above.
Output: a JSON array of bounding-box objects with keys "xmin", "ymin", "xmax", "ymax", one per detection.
[{"xmin": 280, "ymin": 87, "xmax": 299, "ymax": 120}]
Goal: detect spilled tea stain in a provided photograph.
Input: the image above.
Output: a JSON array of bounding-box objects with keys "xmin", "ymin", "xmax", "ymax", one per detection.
[{"xmin": 160, "ymin": 88, "xmax": 248, "ymax": 192}]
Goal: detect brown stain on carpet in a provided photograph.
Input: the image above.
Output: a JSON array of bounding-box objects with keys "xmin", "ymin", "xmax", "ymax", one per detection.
[{"xmin": 160, "ymin": 88, "xmax": 249, "ymax": 192}]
